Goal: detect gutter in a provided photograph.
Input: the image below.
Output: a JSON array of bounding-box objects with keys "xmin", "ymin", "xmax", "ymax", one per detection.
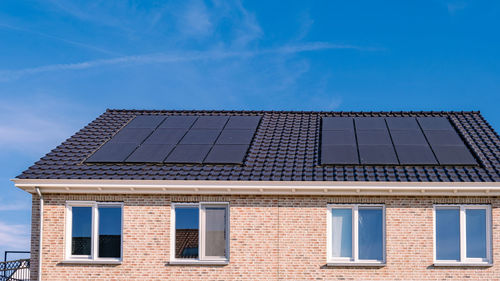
[
  {"xmin": 35, "ymin": 187, "xmax": 43, "ymax": 281},
  {"xmin": 12, "ymin": 179, "xmax": 500, "ymax": 197}
]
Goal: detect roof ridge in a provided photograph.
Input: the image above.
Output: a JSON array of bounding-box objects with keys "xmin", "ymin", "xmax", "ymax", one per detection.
[{"xmin": 105, "ymin": 109, "xmax": 482, "ymax": 114}]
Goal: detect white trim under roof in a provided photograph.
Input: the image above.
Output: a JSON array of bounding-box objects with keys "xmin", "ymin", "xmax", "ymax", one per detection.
[{"xmin": 11, "ymin": 179, "xmax": 500, "ymax": 196}]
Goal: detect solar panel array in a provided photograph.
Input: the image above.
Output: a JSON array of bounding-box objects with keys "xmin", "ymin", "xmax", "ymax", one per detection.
[
  {"xmin": 86, "ymin": 115, "xmax": 261, "ymax": 164},
  {"xmin": 321, "ymin": 117, "xmax": 477, "ymax": 165}
]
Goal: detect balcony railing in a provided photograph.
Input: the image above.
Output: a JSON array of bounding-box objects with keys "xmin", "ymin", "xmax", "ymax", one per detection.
[{"xmin": 0, "ymin": 259, "xmax": 30, "ymax": 281}]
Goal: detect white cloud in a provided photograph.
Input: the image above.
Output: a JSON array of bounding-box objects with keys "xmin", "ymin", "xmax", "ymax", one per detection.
[
  {"xmin": 0, "ymin": 42, "xmax": 373, "ymax": 82},
  {"xmin": 0, "ymin": 201, "xmax": 31, "ymax": 211},
  {"xmin": 178, "ymin": 0, "xmax": 213, "ymax": 37},
  {"xmin": 0, "ymin": 221, "xmax": 30, "ymax": 251}
]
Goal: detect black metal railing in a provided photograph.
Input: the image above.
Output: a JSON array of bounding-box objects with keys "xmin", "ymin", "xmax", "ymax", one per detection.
[{"xmin": 0, "ymin": 259, "xmax": 30, "ymax": 281}]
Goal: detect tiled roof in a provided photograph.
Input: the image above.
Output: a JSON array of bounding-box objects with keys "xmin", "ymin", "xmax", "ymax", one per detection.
[{"xmin": 17, "ymin": 109, "xmax": 500, "ymax": 182}]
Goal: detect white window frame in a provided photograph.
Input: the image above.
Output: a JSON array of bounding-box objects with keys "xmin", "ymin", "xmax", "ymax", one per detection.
[
  {"xmin": 64, "ymin": 201, "xmax": 123, "ymax": 264},
  {"xmin": 433, "ymin": 204, "xmax": 492, "ymax": 266},
  {"xmin": 327, "ymin": 204, "xmax": 386, "ymax": 266},
  {"xmin": 170, "ymin": 202, "xmax": 230, "ymax": 265}
]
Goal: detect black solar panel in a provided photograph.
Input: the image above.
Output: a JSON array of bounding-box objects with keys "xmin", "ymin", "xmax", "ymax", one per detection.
[
  {"xmin": 86, "ymin": 114, "xmax": 261, "ymax": 164},
  {"xmin": 164, "ymin": 145, "xmax": 212, "ymax": 163},
  {"xmin": 126, "ymin": 115, "xmax": 166, "ymax": 128},
  {"xmin": 143, "ymin": 128, "xmax": 187, "ymax": 144},
  {"xmin": 355, "ymin": 117, "xmax": 387, "ymax": 130},
  {"xmin": 320, "ymin": 116, "xmax": 477, "ymax": 166},
  {"xmin": 216, "ymin": 130, "xmax": 255, "ymax": 144},
  {"xmin": 424, "ymin": 130, "xmax": 465, "ymax": 146},
  {"xmin": 159, "ymin": 116, "xmax": 197, "ymax": 129},
  {"xmin": 386, "ymin": 117, "xmax": 420, "ymax": 130},
  {"xmin": 180, "ymin": 129, "xmax": 221, "ymax": 144},
  {"xmin": 322, "ymin": 117, "xmax": 354, "ymax": 130},
  {"xmin": 356, "ymin": 130, "xmax": 392, "ymax": 145},
  {"xmin": 192, "ymin": 116, "xmax": 229, "ymax": 129},
  {"xmin": 395, "ymin": 145, "xmax": 437, "ymax": 165},
  {"xmin": 86, "ymin": 142, "xmax": 138, "ymax": 162},
  {"xmin": 432, "ymin": 145, "xmax": 477, "ymax": 165},
  {"xmin": 204, "ymin": 145, "xmax": 249, "ymax": 164},
  {"xmin": 321, "ymin": 145, "xmax": 359, "ymax": 164},
  {"xmin": 125, "ymin": 144, "xmax": 174, "ymax": 163},
  {"xmin": 321, "ymin": 130, "xmax": 356, "ymax": 145},
  {"xmin": 390, "ymin": 130, "xmax": 428, "ymax": 145},
  {"xmin": 225, "ymin": 116, "xmax": 261, "ymax": 130},
  {"xmin": 358, "ymin": 145, "xmax": 398, "ymax": 165},
  {"xmin": 108, "ymin": 128, "xmax": 154, "ymax": 144},
  {"xmin": 417, "ymin": 117, "xmax": 454, "ymax": 131}
]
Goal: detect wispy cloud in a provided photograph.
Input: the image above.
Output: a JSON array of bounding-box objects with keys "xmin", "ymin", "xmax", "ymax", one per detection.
[
  {"xmin": 178, "ymin": 0, "xmax": 213, "ymax": 37},
  {"xmin": 0, "ymin": 221, "xmax": 30, "ymax": 251},
  {"xmin": 0, "ymin": 23, "xmax": 118, "ymax": 56},
  {"xmin": 0, "ymin": 42, "xmax": 376, "ymax": 82},
  {"xmin": 447, "ymin": 1, "xmax": 467, "ymax": 14},
  {"xmin": 0, "ymin": 201, "xmax": 31, "ymax": 211}
]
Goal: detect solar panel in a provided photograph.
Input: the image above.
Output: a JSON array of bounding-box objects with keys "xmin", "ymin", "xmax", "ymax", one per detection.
[
  {"xmin": 179, "ymin": 129, "xmax": 221, "ymax": 144},
  {"xmin": 216, "ymin": 130, "xmax": 255, "ymax": 144},
  {"xmin": 358, "ymin": 145, "xmax": 398, "ymax": 165},
  {"xmin": 143, "ymin": 128, "xmax": 187, "ymax": 144},
  {"xmin": 108, "ymin": 128, "xmax": 154, "ymax": 144},
  {"xmin": 355, "ymin": 117, "xmax": 387, "ymax": 130},
  {"xmin": 126, "ymin": 115, "xmax": 166, "ymax": 128},
  {"xmin": 321, "ymin": 145, "xmax": 359, "ymax": 164},
  {"xmin": 164, "ymin": 145, "xmax": 212, "ymax": 163},
  {"xmin": 424, "ymin": 130, "xmax": 465, "ymax": 146},
  {"xmin": 322, "ymin": 117, "xmax": 354, "ymax": 131},
  {"xmin": 159, "ymin": 116, "xmax": 197, "ymax": 129},
  {"xmin": 204, "ymin": 145, "xmax": 249, "ymax": 164},
  {"xmin": 432, "ymin": 145, "xmax": 477, "ymax": 165},
  {"xmin": 356, "ymin": 130, "xmax": 392, "ymax": 145},
  {"xmin": 394, "ymin": 145, "xmax": 437, "ymax": 165},
  {"xmin": 192, "ymin": 116, "xmax": 229, "ymax": 129},
  {"xmin": 386, "ymin": 117, "xmax": 420, "ymax": 130},
  {"xmin": 322, "ymin": 130, "xmax": 356, "ymax": 145},
  {"xmin": 225, "ymin": 116, "xmax": 261, "ymax": 130},
  {"xmin": 390, "ymin": 130, "xmax": 428, "ymax": 145},
  {"xmin": 125, "ymin": 144, "xmax": 175, "ymax": 163},
  {"xmin": 86, "ymin": 142, "xmax": 138, "ymax": 162},
  {"xmin": 417, "ymin": 117, "xmax": 454, "ymax": 131}
]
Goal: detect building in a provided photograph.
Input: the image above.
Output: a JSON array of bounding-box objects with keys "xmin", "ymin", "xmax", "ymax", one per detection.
[{"xmin": 13, "ymin": 109, "xmax": 500, "ymax": 280}]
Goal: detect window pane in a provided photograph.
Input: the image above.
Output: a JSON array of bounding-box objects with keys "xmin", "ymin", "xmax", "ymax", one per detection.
[
  {"xmin": 436, "ymin": 208, "xmax": 460, "ymax": 260},
  {"xmin": 175, "ymin": 207, "xmax": 199, "ymax": 259},
  {"xmin": 466, "ymin": 209, "xmax": 487, "ymax": 259},
  {"xmin": 98, "ymin": 206, "xmax": 122, "ymax": 258},
  {"xmin": 71, "ymin": 207, "xmax": 92, "ymax": 256},
  {"xmin": 205, "ymin": 207, "xmax": 227, "ymax": 257},
  {"xmin": 358, "ymin": 208, "xmax": 383, "ymax": 260},
  {"xmin": 331, "ymin": 209, "xmax": 352, "ymax": 258}
]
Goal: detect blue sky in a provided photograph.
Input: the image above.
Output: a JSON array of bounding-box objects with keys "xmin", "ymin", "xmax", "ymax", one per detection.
[{"xmin": 0, "ymin": 0, "xmax": 499, "ymax": 257}]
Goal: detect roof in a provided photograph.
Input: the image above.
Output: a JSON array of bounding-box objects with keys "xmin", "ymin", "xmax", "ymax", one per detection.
[{"xmin": 16, "ymin": 109, "xmax": 500, "ymax": 182}]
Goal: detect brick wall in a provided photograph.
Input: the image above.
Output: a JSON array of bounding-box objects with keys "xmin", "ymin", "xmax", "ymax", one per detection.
[{"xmin": 30, "ymin": 194, "xmax": 500, "ymax": 281}]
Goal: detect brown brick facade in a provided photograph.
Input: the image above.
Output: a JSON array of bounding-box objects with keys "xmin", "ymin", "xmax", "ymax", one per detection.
[{"xmin": 30, "ymin": 194, "xmax": 500, "ymax": 281}]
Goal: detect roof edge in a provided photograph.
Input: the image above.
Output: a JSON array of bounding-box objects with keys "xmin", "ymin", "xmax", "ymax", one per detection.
[{"xmin": 12, "ymin": 178, "xmax": 500, "ymax": 197}]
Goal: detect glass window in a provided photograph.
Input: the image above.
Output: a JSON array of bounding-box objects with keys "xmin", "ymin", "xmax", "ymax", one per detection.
[
  {"xmin": 436, "ymin": 208, "xmax": 460, "ymax": 260},
  {"xmin": 173, "ymin": 203, "xmax": 229, "ymax": 262},
  {"xmin": 66, "ymin": 202, "xmax": 123, "ymax": 261},
  {"xmin": 175, "ymin": 208, "xmax": 199, "ymax": 259},
  {"xmin": 328, "ymin": 204, "xmax": 385, "ymax": 264},
  {"xmin": 331, "ymin": 209, "xmax": 352, "ymax": 258},
  {"xmin": 71, "ymin": 207, "xmax": 92, "ymax": 256},
  {"xmin": 358, "ymin": 208, "xmax": 383, "ymax": 261},
  {"xmin": 434, "ymin": 205, "xmax": 491, "ymax": 264},
  {"xmin": 98, "ymin": 206, "xmax": 122, "ymax": 258}
]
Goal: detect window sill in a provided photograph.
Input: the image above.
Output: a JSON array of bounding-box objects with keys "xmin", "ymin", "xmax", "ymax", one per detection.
[
  {"xmin": 169, "ymin": 260, "xmax": 229, "ymax": 265},
  {"xmin": 61, "ymin": 259, "xmax": 122, "ymax": 265},
  {"xmin": 433, "ymin": 262, "xmax": 492, "ymax": 267},
  {"xmin": 327, "ymin": 262, "xmax": 386, "ymax": 267}
]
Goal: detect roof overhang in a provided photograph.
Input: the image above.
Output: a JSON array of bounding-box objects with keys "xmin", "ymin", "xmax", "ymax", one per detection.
[{"xmin": 11, "ymin": 179, "xmax": 500, "ymax": 196}]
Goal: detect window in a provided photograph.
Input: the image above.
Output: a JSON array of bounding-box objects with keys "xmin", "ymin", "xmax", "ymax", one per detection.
[
  {"xmin": 327, "ymin": 204, "xmax": 385, "ymax": 265},
  {"xmin": 65, "ymin": 201, "xmax": 123, "ymax": 262},
  {"xmin": 434, "ymin": 205, "xmax": 491, "ymax": 265},
  {"xmin": 171, "ymin": 202, "xmax": 229, "ymax": 264}
]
